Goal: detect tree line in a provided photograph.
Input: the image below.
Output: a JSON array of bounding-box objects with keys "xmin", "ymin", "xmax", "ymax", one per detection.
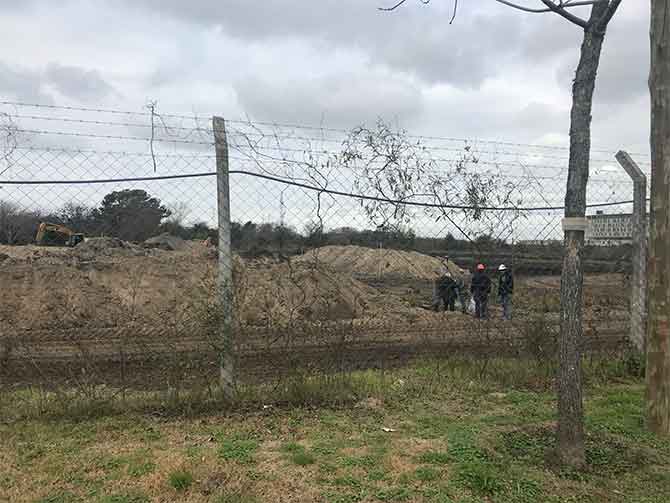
[{"xmin": 0, "ymin": 189, "xmax": 214, "ymax": 245}]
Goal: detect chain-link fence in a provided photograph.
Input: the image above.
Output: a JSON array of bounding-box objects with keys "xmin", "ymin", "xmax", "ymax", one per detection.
[{"xmin": 0, "ymin": 102, "xmax": 649, "ymax": 410}]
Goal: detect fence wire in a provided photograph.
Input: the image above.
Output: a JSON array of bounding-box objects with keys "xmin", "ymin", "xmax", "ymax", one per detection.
[{"xmin": 0, "ymin": 102, "xmax": 646, "ymax": 407}]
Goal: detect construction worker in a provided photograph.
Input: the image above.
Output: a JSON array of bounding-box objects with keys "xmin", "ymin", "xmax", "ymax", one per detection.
[
  {"xmin": 498, "ymin": 264, "xmax": 514, "ymax": 320},
  {"xmin": 432, "ymin": 270, "xmax": 456, "ymax": 312},
  {"xmin": 470, "ymin": 263, "xmax": 491, "ymax": 319},
  {"xmin": 456, "ymin": 270, "xmax": 471, "ymax": 314}
]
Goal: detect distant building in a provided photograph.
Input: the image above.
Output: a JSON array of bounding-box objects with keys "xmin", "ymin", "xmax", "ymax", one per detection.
[{"xmin": 585, "ymin": 211, "xmax": 635, "ymax": 246}]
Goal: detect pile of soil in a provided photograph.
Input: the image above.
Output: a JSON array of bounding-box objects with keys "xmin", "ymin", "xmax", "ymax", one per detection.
[
  {"xmin": 296, "ymin": 245, "xmax": 465, "ymax": 280},
  {"xmin": 76, "ymin": 237, "xmax": 141, "ymax": 254},
  {"xmin": 0, "ymin": 243, "xmax": 430, "ymax": 333},
  {"xmin": 235, "ymin": 259, "xmax": 386, "ymax": 326},
  {"xmin": 143, "ymin": 233, "xmax": 187, "ymax": 251}
]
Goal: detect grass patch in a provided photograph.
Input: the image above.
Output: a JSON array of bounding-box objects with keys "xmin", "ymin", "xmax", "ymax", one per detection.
[
  {"xmin": 455, "ymin": 459, "xmax": 505, "ymax": 497},
  {"xmin": 281, "ymin": 441, "xmax": 316, "ymax": 465},
  {"xmin": 168, "ymin": 470, "xmax": 193, "ymax": 491},
  {"xmin": 36, "ymin": 492, "xmax": 81, "ymax": 503},
  {"xmin": 418, "ymin": 451, "xmax": 451, "ymax": 465},
  {"xmin": 375, "ymin": 486, "xmax": 413, "ymax": 501},
  {"xmin": 218, "ymin": 438, "xmax": 259, "ymax": 464},
  {"xmin": 415, "ymin": 466, "xmax": 440, "ymax": 482},
  {"xmin": 2, "ymin": 362, "xmax": 668, "ymax": 503},
  {"xmin": 291, "ymin": 451, "xmax": 316, "ymax": 466}
]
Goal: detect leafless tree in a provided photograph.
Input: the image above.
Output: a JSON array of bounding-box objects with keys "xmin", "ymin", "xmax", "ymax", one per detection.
[
  {"xmin": 0, "ymin": 112, "xmax": 19, "ymax": 177},
  {"xmin": 647, "ymin": 0, "xmax": 670, "ymax": 437},
  {"xmin": 339, "ymin": 120, "xmax": 526, "ymax": 243},
  {"xmin": 380, "ymin": 0, "xmax": 623, "ymax": 468}
]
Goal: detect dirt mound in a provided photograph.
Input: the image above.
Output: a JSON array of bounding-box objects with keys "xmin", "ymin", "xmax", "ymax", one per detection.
[
  {"xmin": 235, "ymin": 259, "xmax": 385, "ymax": 326},
  {"xmin": 0, "ymin": 243, "xmax": 441, "ymax": 334},
  {"xmin": 75, "ymin": 237, "xmax": 150, "ymax": 259},
  {"xmin": 296, "ymin": 245, "xmax": 464, "ymax": 280},
  {"xmin": 144, "ymin": 233, "xmax": 187, "ymax": 251}
]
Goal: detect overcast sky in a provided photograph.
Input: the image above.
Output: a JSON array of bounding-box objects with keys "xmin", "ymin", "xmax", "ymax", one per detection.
[
  {"xmin": 0, "ymin": 0, "xmax": 650, "ymax": 152},
  {"xmin": 0, "ymin": 0, "xmax": 650, "ymax": 240}
]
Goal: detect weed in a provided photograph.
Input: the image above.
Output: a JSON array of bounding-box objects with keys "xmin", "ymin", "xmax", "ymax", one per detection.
[
  {"xmin": 218, "ymin": 438, "xmax": 259, "ymax": 464},
  {"xmin": 499, "ymin": 428, "xmax": 553, "ymax": 463},
  {"xmin": 127, "ymin": 459, "xmax": 155, "ymax": 478},
  {"xmin": 291, "ymin": 451, "xmax": 316, "ymax": 466},
  {"xmin": 367, "ymin": 468, "xmax": 387, "ymax": 482},
  {"xmin": 280, "ymin": 441, "xmax": 316, "ymax": 466},
  {"xmin": 375, "ymin": 486, "xmax": 412, "ymax": 501},
  {"xmin": 339, "ymin": 454, "xmax": 378, "ymax": 469},
  {"xmin": 446, "ymin": 426, "xmax": 486, "ymax": 464},
  {"xmin": 126, "ymin": 450, "xmax": 155, "ymax": 478},
  {"xmin": 168, "ymin": 470, "xmax": 193, "ymax": 491},
  {"xmin": 321, "ymin": 492, "xmax": 365, "ymax": 503},
  {"xmin": 36, "ymin": 492, "xmax": 80, "ymax": 503},
  {"xmin": 415, "ymin": 466, "xmax": 440, "ymax": 482},
  {"xmin": 333, "ymin": 475, "xmax": 364, "ymax": 489},
  {"xmin": 281, "ymin": 442, "xmax": 304, "ymax": 454},
  {"xmin": 506, "ymin": 477, "xmax": 543, "ymax": 503},
  {"xmin": 455, "ymin": 459, "xmax": 505, "ymax": 496},
  {"xmin": 418, "ymin": 451, "xmax": 451, "ymax": 465}
]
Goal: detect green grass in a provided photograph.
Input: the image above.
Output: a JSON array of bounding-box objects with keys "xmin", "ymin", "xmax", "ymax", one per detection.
[
  {"xmin": 167, "ymin": 470, "xmax": 193, "ymax": 491},
  {"xmin": 415, "ymin": 466, "xmax": 440, "ymax": 482},
  {"xmin": 280, "ymin": 441, "xmax": 317, "ymax": 465},
  {"xmin": 2, "ymin": 358, "xmax": 669, "ymax": 503},
  {"xmin": 218, "ymin": 438, "xmax": 259, "ymax": 464}
]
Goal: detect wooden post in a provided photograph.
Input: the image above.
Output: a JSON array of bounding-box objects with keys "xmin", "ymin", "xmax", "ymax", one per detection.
[
  {"xmin": 615, "ymin": 151, "xmax": 648, "ymax": 353},
  {"xmin": 648, "ymin": 0, "xmax": 670, "ymax": 436},
  {"xmin": 213, "ymin": 116, "xmax": 236, "ymax": 399}
]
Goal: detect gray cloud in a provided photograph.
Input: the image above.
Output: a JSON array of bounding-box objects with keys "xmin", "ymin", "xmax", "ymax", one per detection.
[
  {"xmin": 0, "ymin": 62, "xmax": 50, "ymax": 103},
  {"xmin": 513, "ymin": 102, "xmax": 568, "ymax": 135},
  {"xmin": 550, "ymin": 7, "xmax": 649, "ymax": 106},
  {"xmin": 0, "ymin": 0, "xmax": 651, "ymax": 152},
  {"xmin": 44, "ymin": 63, "xmax": 115, "ymax": 102},
  {"xmin": 234, "ymin": 69, "xmax": 424, "ymax": 128},
  {"xmin": 123, "ymin": 0, "xmax": 525, "ymax": 89}
]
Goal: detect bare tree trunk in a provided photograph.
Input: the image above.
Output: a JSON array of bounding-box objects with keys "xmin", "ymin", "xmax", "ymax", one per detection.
[
  {"xmin": 647, "ymin": 0, "xmax": 670, "ymax": 436},
  {"xmin": 557, "ymin": 4, "xmax": 607, "ymax": 469}
]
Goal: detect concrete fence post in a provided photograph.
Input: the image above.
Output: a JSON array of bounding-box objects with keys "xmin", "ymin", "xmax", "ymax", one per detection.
[
  {"xmin": 213, "ymin": 116, "xmax": 236, "ymax": 398},
  {"xmin": 615, "ymin": 150, "xmax": 648, "ymax": 353}
]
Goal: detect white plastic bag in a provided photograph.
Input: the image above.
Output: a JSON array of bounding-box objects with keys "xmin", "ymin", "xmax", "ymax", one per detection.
[{"xmin": 468, "ymin": 298, "xmax": 476, "ymax": 314}]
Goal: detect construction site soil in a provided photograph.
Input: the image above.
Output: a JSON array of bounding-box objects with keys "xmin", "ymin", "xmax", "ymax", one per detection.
[{"xmin": 0, "ymin": 240, "xmax": 631, "ymax": 386}]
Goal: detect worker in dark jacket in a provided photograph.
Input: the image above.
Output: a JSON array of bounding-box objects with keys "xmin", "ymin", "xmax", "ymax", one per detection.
[
  {"xmin": 470, "ymin": 263, "xmax": 491, "ymax": 319},
  {"xmin": 498, "ymin": 264, "xmax": 514, "ymax": 320},
  {"xmin": 434, "ymin": 271, "xmax": 459, "ymax": 312}
]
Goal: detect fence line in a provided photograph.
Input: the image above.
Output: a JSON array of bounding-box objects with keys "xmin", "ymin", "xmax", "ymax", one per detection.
[{"xmin": 0, "ymin": 102, "xmax": 646, "ymax": 411}]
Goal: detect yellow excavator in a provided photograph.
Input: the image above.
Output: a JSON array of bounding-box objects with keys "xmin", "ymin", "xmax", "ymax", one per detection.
[{"xmin": 35, "ymin": 222, "xmax": 85, "ymax": 247}]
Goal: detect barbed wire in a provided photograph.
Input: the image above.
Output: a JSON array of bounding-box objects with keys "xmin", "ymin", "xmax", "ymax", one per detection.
[{"xmin": 0, "ymin": 100, "xmax": 651, "ymax": 159}]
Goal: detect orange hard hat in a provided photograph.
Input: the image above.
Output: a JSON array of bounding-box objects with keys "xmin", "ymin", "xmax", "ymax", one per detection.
[{"xmin": 476, "ymin": 263, "xmax": 485, "ymax": 271}]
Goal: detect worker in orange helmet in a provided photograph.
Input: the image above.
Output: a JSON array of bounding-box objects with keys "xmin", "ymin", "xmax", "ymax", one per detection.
[{"xmin": 470, "ymin": 263, "xmax": 492, "ymax": 319}]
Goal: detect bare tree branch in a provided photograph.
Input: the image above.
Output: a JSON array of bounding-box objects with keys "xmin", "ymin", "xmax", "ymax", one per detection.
[
  {"xmin": 378, "ymin": 0, "xmax": 429, "ymax": 12},
  {"xmin": 539, "ymin": 0, "xmax": 589, "ymax": 27},
  {"xmin": 493, "ymin": 0, "xmax": 602, "ymax": 15},
  {"xmin": 449, "ymin": 0, "xmax": 458, "ymax": 24},
  {"xmin": 0, "ymin": 112, "xmax": 19, "ymax": 177}
]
